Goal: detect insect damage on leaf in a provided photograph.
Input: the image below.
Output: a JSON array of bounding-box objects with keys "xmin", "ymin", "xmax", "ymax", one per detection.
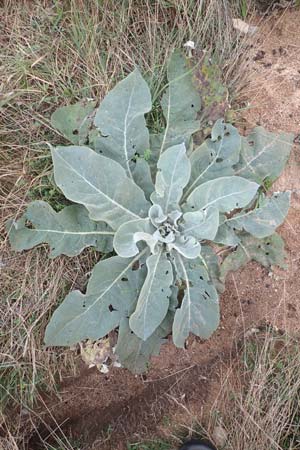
[{"xmin": 7, "ymin": 50, "xmax": 293, "ymax": 374}]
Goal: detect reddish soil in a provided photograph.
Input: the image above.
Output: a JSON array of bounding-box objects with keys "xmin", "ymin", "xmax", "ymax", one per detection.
[{"xmin": 28, "ymin": 8, "xmax": 300, "ymax": 450}]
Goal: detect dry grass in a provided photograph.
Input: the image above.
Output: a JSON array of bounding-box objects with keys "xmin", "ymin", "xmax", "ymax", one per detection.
[
  {"xmin": 205, "ymin": 330, "xmax": 300, "ymax": 450},
  {"xmin": 0, "ymin": 0, "xmax": 254, "ymax": 448}
]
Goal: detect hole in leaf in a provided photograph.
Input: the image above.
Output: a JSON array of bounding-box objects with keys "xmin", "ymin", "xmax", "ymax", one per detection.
[
  {"xmin": 200, "ymin": 276, "xmax": 204, "ymax": 280},
  {"xmin": 225, "ymin": 131, "xmax": 230, "ymax": 136},
  {"xmin": 165, "ymin": 270, "xmax": 169, "ymax": 275},
  {"xmin": 266, "ymin": 252, "xmax": 269, "ymax": 255},
  {"xmin": 130, "ymin": 331, "xmax": 134, "ymax": 335},
  {"xmin": 248, "ymin": 140, "xmax": 254, "ymax": 146},
  {"xmin": 108, "ymin": 304, "xmax": 116, "ymax": 312},
  {"xmin": 266, "ymin": 242, "xmax": 270, "ymax": 246},
  {"xmin": 236, "ymin": 202, "xmax": 239, "ymax": 207},
  {"xmin": 191, "ymin": 206, "xmax": 195, "ymax": 209},
  {"xmin": 121, "ymin": 277, "xmax": 128, "ymax": 282},
  {"xmin": 161, "ymin": 288, "xmax": 164, "ymax": 292},
  {"xmin": 191, "ymin": 104, "xmax": 194, "ymax": 108},
  {"xmin": 72, "ymin": 129, "xmax": 79, "ymax": 135},
  {"xmin": 216, "ymin": 158, "xmax": 223, "ymax": 163}
]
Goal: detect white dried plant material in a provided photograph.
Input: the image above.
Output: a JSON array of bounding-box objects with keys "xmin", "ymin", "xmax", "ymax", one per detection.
[
  {"xmin": 233, "ymin": 18, "xmax": 258, "ymax": 35},
  {"xmin": 80, "ymin": 338, "xmax": 112, "ymax": 370}
]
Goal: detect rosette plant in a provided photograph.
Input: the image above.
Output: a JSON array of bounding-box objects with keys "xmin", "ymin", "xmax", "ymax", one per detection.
[{"xmin": 8, "ymin": 51, "xmax": 293, "ymax": 373}]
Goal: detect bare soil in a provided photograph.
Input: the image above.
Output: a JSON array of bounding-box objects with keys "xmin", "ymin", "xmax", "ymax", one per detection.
[{"xmin": 27, "ymin": 9, "xmax": 300, "ymax": 450}]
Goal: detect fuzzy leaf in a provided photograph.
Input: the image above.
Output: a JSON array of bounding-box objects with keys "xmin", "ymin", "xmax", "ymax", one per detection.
[
  {"xmin": 151, "ymin": 143, "xmax": 191, "ymax": 213},
  {"xmin": 186, "ymin": 176, "xmax": 259, "ymax": 213},
  {"xmin": 150, "ymin": 51, "xmax": 201, "ymax": 163},
  {"xmin": 51, "ymin": 101, "xmax": 96, "ymax": 145},
  {"xmin": 116, "ymin": 313, "xmax": 173, "ymax": 374},
  {"xmin": 132, "ymin": 159, "xmax": 154, "ymax": 200},
  {"xmin": 184, "ymin": 120, "xmax": 241, "ymax": 200},
  {"xmin": 220, "ymin": 233, "xmax": 287, "ymax": 282},
  {"xmin": 7, "ymin": 201, "xmax": 113, "ymax": 257},
  {"xmin": 225, "ymin": 191, "xmax": 290, "ymax": 238},
  {"xmin": 113, "ymin": 218, "xmax": 156, "ymax": 257},
  {"xmin": 191, "ymin": 51, "xmax": 228, "ymax": 124},
  {"xmin": 234, "ymin": 128, "xmax": 293, "ymax": 183},
  {"xmin": 129, "ymin": 252, "xmax": 173, "ymax": 340},
  {"xmin": 52, "ymin": 145, "xmax": 150, "ymax": 229},
  {"xmin": 45, "ymin": 255, "xmax": 146, "ymax": 346},
  {"xmin": 172, "ymin": 255, "xmax": 219, "ymax": 348},
  {"xmin": 214, "ymin": 219, "xmax": 241, "ymax": 246},
  {"xmin": 182, "ymin": 207, "xmax": 219, "ymax": 241},
  {"xmin": 201, "ymin": 245, "xmax": 224, "ymax": 293},
  {"xmin": 93, "ymin": 69, "xmax": 151, "ymax": 178},
  {"xmin": 168, "ymin": 235, "xmax": 201, "ymax": 259}
]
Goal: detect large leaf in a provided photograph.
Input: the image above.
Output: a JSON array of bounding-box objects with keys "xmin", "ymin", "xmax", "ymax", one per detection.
[
  {"xmin": 185, "ymin": 176, "xmax": 259, "ymax": 213},
  {"xmin": 93, "ymin": 69, "xmax": 151, "ymax": 178},
  {"xmin": 51, "ymin": 101, "xmax": 95, "ymax": 145},
  {"xmin": 7, "ymin": 201, "xmax": 113, "ymax": 258},
  {"xmin": 168, "ymin": 235, "xmax": 201, "ymax": 259},
  {"xmin": 181, "ymin": 207, "xmax": 219, "ymax": 241},
  {"xmin": 129, "ymin": 251, "xmax": 173, "ymax": 340},
  {"xmin": 225, "ymin": 191, "xmax": 290, "ymax": 238},
  {"xmin": 234, "ymin": 128, "xmax": 293, "ymax": 183},
  {"xmin": 172, "ymin": 255, "xmax": 219, "ymax": 348},
  {"xmin": 131, "ymin": 159, "xmax": 154, "ymax": 200},
  {"xmin": 183, "ymin": 120, "xmax": 241, "ymax": 200},
  {"xmin": 113, "ymin": 218, "xmax": 156, "ymax": 257},
  {"xmin": 151, "ymin": 143, "xmax": 191, "ymax": 213},
  {"xmin": 201, "ymin": 245, "xmax": 224, "ymax": 293},
  {"xmin": 213, "ymin": 216, "xmax": 241, "ymax": 246},
  {"xmin": 150, "ymin": 51, "xmax": 201, "ymax": 163},
  {"xmin": 116, "ymin": 312, "xmax": 173, "ymax": 374},
  {"xmin": 52, "ymin": 145, "xmax": 150, "ymax": 229},
  {"xmin": 191, "ymin": 51, "xmax": 228, "ymax": 124},
  {"xmin": 220, "ymin": 232, "xmax": 287, "ymax": 282},
  {"xmin": 45, "ymin": 254, "xmax": 146, "ymax": 346}
]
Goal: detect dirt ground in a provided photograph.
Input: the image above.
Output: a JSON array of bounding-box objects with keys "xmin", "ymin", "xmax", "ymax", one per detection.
[{"xmin": 27, "ymin": 8, "xmax": 300, "ymax": 450}]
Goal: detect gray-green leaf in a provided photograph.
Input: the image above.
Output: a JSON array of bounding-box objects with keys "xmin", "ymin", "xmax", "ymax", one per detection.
[
  {"xmin": 172, "ymin": 255, "xmax": 219, "ymax": 348},
  {"xmin": 182, "ymin": 207, "xmax": 219, "ymax": 241},
  {"xmin": 116, "ymin": 313, "xmax": 173, "ymax": 374},
  {"xmin": 152, "ymin": 51, "xmax": 201, "ymax": 161},
  {"xmin": 132, "ymin": 159, "xmax": 154, "ymax": 200},
  {"xmin": 184, "ymin": 120, "xmax": 241, "ymax": 200},
  {"xmin": 52, "ymin": 145, "xmax": 150, "ymax": 229},
  {"xmin": 45, "ymin": 254, "xmax": 146, "ymax": 346},
  {"xmin": 151, "ymin": 143, "xmax": 191, "ymax": 213},
  {"xmin": 129, "ymin": 251, "xmax": 173, "ymax": 340},
  {"xmin": 93, "ymin": 69, "xmax": 151, "ymax": 178},
  {"xmin": 220, "ymin": 232, "xmax": 287, "ymax": 282},
  {"xmin": 113, "ymin": 218, "xmax": 156, "ymax": 257},
  {"xmin": 225, "ymin": 191, "xmax": 290, "ymax": 238},
  {"xmin": 6, "ymin": 201, "xmax": 113, "ymax": 257},
  {"xmin": 200, "ymin": 245, "xmax": 224, "ymax": 293},
  {"xmin": 234, "ymin": 128, "xmax": 293, "ymax": 183},
  {"xmin": 185, "ymin": 176, "xmax": 259, "ymax": 213},
  {"xmin": 51, "ymin": 101, "xmax": 95, "ymax": 145}
]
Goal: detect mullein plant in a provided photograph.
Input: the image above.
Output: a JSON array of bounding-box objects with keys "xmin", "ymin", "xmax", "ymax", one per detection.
[{"xmin": 8, "ymin": 51, "xmax": 293, "ymax": 373}]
